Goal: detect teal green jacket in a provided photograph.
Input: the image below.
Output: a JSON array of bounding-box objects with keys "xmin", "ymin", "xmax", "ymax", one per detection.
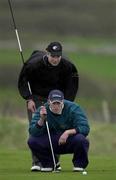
[{"xmin": 29, "ymin": 100, "xmax": 90, "ymax": 137}]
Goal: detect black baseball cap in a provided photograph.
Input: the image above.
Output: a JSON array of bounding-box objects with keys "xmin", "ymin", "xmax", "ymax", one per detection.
[
  {"xmin": 48, "ymin": 90, "xmax": 64, "ymax": 103},
  {"xmin": 46, "ymin": 42, "xmax": 62, "ymax": 56}
]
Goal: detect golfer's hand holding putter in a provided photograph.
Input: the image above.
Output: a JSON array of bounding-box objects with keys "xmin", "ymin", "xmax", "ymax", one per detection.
[{"xmin": 38, "ymin": 106, "xmax": 47, "ymax": 126}]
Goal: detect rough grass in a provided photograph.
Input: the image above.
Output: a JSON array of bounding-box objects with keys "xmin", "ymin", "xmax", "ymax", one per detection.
[
  {"xmin": 89, "ymin": 121, "xmax": 116, "ymax": 155},
  {"xmin": 0, "ymin": 117, "xmax": 27, "ymax": 149},
  {"xmin": 0, "ymin": 88, "xmax": 26, "ymax": 117},
  {"xmin": 0, "ymin": 117, "xmax": 116, "ymax": 155}
]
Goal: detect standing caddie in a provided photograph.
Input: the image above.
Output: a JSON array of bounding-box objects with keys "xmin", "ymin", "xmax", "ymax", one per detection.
[{"xmin": 18, "ymin": 41, "xmax": 79, "ymax": 171}]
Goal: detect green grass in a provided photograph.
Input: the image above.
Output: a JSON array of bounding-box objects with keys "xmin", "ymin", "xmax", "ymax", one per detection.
[
  {"xmin": 0, "ymin": 117, "xmax": 116, "ymax": 179},
  {"xmin": 0, "ymin": 150, "xmax": 116, "ymax": 180},
  {"xmin": 0, "ymin": 49, "xmax": 31, "ymax": 65},
  {"xmin": 1, "ymin": 49, "xmax": 116, "ymax": 82},
  {"xmin": 69, "ymin": 53, "xmax": 116, "ymax": 82}
]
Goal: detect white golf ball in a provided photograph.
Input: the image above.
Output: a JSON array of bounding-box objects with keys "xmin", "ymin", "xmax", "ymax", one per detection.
[{"xmin": 82, "ymin": 171, "xmax": 87, "ymax": 175}]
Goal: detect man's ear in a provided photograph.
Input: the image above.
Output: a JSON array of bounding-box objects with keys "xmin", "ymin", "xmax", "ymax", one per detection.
[
  {"xmin": 46, "ymin": 51, "xmax": 50, "ymax": 56},
  {"xmin": 48, "ymin": 99, "xmax": 50, "ymax": 105}
]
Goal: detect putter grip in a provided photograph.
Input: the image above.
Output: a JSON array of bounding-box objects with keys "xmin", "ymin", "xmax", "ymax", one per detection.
[{"xmin": 43, "ymin": 114, "xmax": 47, "ymax": 121}]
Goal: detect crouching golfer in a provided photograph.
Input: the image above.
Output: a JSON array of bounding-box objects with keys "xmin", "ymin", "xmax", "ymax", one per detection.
[{"xmin": 28, "ymin": 90, "xmax": 90, "ymax": 172}]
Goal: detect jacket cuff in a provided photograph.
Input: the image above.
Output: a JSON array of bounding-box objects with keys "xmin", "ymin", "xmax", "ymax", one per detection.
[
  {"xmin": 26, "ymin": 95, "xmax": 33, "ymax": 101},
  {"xmin": 36, "ymin": 122, "xmax": 43, "ymax": 129}
]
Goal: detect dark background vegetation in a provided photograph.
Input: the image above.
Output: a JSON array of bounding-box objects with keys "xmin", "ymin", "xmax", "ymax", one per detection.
[
  {"xmin": 1, "ymin": 0, "xmax": 116, "ymax": 40},
  {"xmin": 0, "ymin": 0, "xmax": 116, "ymax": 153}
]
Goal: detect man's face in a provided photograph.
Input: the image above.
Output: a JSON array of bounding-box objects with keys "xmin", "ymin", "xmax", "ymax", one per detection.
[
  {"xmin": 47, "ymin": 54, "xmax": 61, "ymax": 66},
  {"xmin": 49, "ymin": 101, "xmax": 63, "ymax": 114}
]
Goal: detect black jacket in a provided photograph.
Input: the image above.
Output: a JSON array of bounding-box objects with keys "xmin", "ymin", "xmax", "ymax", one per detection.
[{"xmin": 18, "ymin": 50, "xmax": 79, "ymax": 101}]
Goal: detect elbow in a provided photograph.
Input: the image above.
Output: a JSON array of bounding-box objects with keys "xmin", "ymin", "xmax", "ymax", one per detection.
[{"xmin": 77, "ymin": 126, "xmax": 90, "ymax": 137}]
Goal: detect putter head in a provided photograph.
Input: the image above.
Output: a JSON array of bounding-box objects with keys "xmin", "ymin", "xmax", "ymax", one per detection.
[
  {"xmin": 52, "ymin": 169, "xmax": 60, "ymax": 173},
  {"xmin": 52, "ymin": 165, "xmax": 61, "ymax": 173}
]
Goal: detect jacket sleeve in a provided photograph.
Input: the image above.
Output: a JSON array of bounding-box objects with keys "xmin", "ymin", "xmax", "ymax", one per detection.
[
  {"xmin": 64, "ymin": 63, "xmax": 79, "ymax": 101},
  {"xmin": 29, "ymin": 107, "xmax": 46, "ymax": 136},
  {"xmin": 71, "ymin": 105, "xmax": 90, "ymax": 136}
]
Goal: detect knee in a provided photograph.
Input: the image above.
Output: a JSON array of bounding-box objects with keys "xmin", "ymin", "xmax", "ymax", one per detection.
[
  {"xmin": 74, "ymin": 134, "xmax": 89, "ymax": 147},
  {"xmin": 27, "ymin": 137, "xmax": 37, "ymax": 149}
]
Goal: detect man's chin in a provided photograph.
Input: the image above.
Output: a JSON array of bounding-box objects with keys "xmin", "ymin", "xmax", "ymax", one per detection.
[
  {"xmin": 53, "ymin": 110, "xmax": 62, "ymax": 115},
  {"xmin": 51, "ymin": 62, "xmax": 59, "ymax": 66},
  {"xmin": 54, "ymin": 111, "xmax": 59, "ymax": 114}
]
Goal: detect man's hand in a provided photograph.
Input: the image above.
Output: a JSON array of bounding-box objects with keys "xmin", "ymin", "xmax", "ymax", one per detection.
[
  {"xmin": 59, "ymin": 131, "xmax": 69, "ymax": 145},
  {"xmin": 27, "ymin": 99, "xmax": 36, "ymax": 113},
  {"xmin": 59, "ymin": 129, "xmax": 77, "ymax": 145},
  {"xmin": 38, "ymin": 106, "xmax": 47, "ymax": 126},
  {"xmin": 40, "ymin": 106, "xmax": 47, "ymax": 119}
]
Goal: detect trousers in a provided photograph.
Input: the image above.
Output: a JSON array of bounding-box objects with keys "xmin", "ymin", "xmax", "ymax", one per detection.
[{"xmin": 28, "ymin": 133, "xmax": 89, "ymax": 168}]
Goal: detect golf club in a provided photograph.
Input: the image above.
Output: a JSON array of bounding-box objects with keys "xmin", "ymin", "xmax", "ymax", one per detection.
[
  {"xmin": 8, "ymin": 0, "xmax": 58, "ymax": 172},
  {"xmin": 45, "ymin": 120, "xmax": 58, "ymax": 172},
  {"xmin": 8, "ymin": 0, "xmax": 32, "ymax": 94}
]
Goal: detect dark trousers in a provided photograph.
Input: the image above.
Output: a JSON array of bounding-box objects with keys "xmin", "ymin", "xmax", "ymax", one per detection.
[{"xmin": 28, "ymin": 133, "xmax": 89, "ymax": 168}]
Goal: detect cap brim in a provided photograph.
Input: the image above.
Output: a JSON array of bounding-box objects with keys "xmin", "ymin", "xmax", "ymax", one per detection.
[
  {"xmin": 50, "ymin": 51, "xmax": 62, "ymax": 56},
  {"xmin": 50, "ymin": 100, "xmax": 63, "ymax": 104}
]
